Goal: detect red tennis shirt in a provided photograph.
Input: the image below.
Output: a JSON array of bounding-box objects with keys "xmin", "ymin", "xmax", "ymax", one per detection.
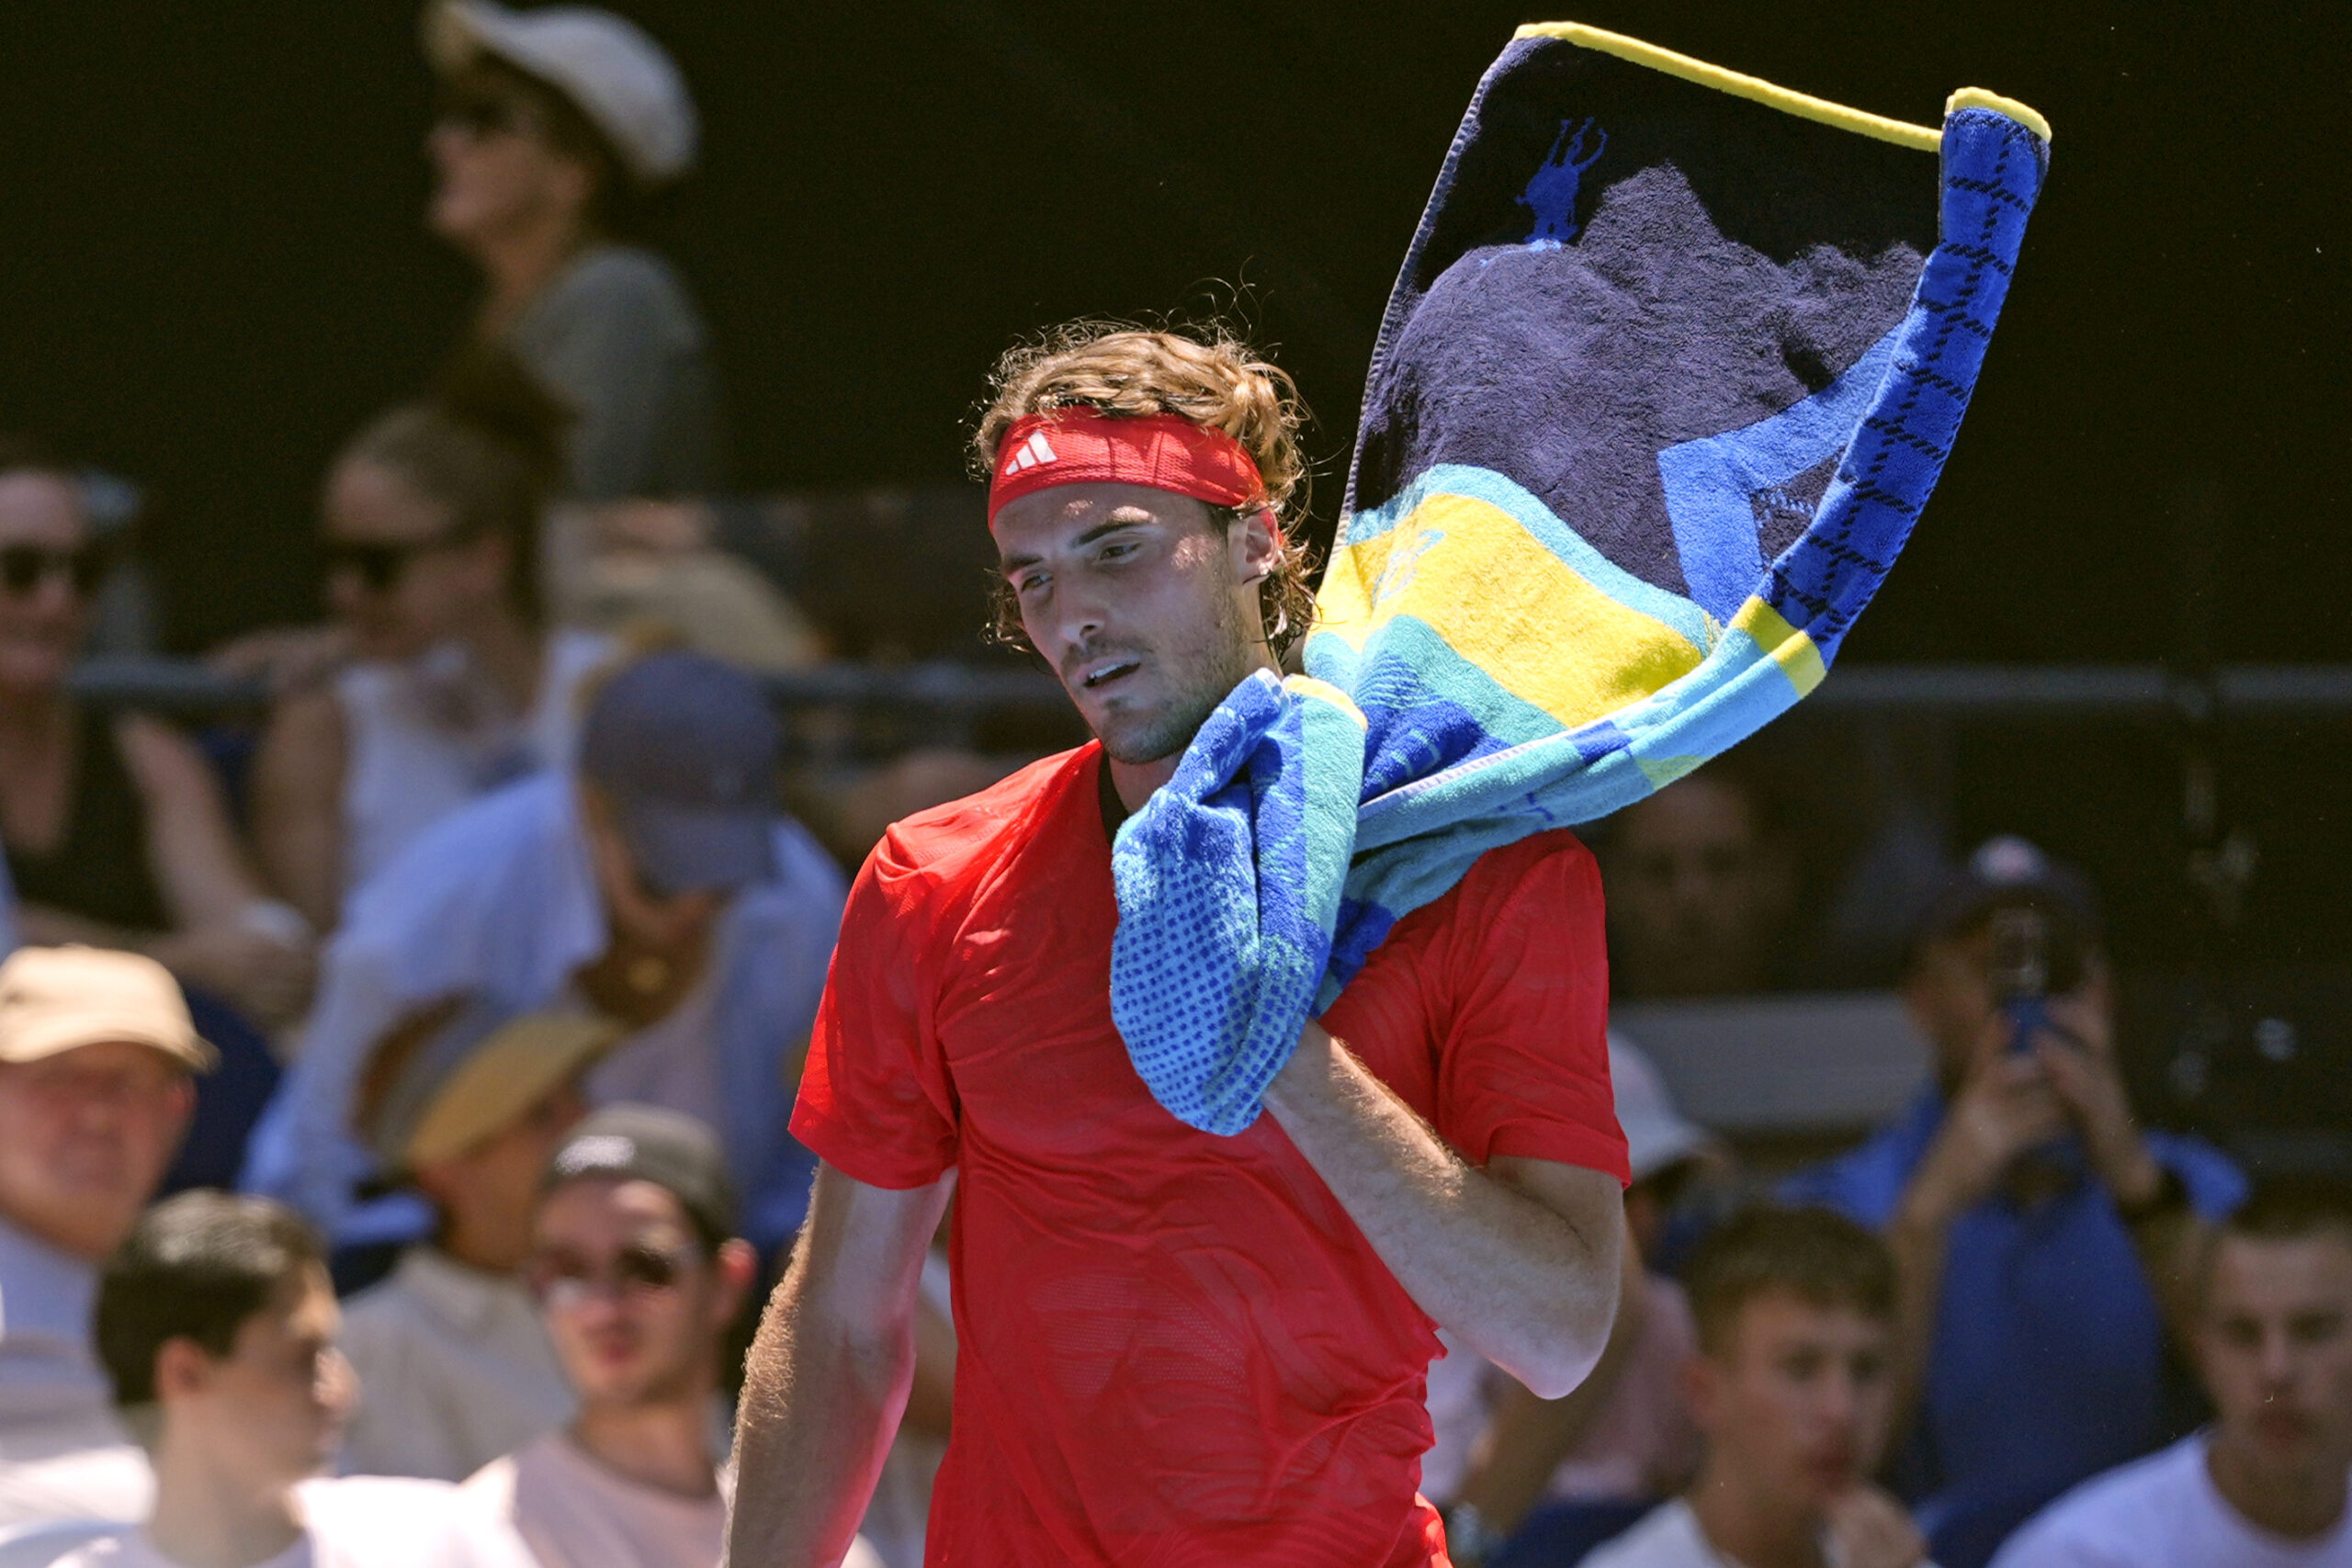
[{"xmin": 792, "ymin": 744, "xmax": 1626, "ymax": 1567}]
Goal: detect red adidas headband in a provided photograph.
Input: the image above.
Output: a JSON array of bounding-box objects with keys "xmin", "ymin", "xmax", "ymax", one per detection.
[{"xmin": 987, "ymin": 407, "xmax": 1268, "ymax": 532}]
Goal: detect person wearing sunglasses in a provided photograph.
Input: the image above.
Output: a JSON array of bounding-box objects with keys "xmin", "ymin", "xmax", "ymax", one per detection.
[
  {"xmin": 420, "ymin": 1, "xmax": 718, "ymax": 506},
  {"xmin": 242, "ymin": 651, "xmax": 845, "ymax": 1269},
  {"xmin": 0, "ymin": 438, "xmax": 314, "ymax": 1032},
  {"xmin": 248, "ymin": 353, "xmax": 616, "ymax": 934},
  {"xmin": 449, "ymin": 1106, "xmax": 883, "ymax": 1568}
]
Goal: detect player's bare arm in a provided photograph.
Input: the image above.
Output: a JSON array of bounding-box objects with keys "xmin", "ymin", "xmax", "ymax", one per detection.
[
  {"xmin": 1265, "ymin": 1020, "xmax": 1623, "ymax": 1397},
  {"xmin": 729, "ymin": 1164, "xmax": 952, "ymax": 1568}
]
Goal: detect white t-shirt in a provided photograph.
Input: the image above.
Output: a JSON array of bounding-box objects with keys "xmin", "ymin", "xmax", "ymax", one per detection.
[
  {"xmin": 337, "ymin": 630, "xmax": 613, "ymax": 896},
  {"xmin": 1580, "ymin": 1497, "xmax": 1943, "ymax": 1568},
  {"xmin": 1579, "ymin": 1501, "xmax": 1739, "ymax": 1568},
  {"xmin": 1991, "ymin": 1432, "xmax": 2352, "ymax": 1568},
  {"xmin": 49, "ymin": 1477, "xmax": 467, "ymax": 1568}
]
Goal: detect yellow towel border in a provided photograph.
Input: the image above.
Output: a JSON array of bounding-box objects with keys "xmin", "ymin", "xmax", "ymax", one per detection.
[{"xmin": 1513, "ymin": 23, "xmax": 2051, "ymax": 150}]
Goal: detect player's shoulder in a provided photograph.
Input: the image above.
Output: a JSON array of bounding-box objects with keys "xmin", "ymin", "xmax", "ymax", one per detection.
[
  {"xmin": 868, "ymin": 745, "xmax": 1097, "ymax": 890},
  {"xmin": 1450, "ymin": 826, "xmax": 1602, "ymax": 918}
]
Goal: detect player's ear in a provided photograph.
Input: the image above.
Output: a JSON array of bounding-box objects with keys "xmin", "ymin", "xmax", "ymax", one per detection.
[{"xmin": 1229, "ymin": 506, "xmax": 1282, "ymax": 584}]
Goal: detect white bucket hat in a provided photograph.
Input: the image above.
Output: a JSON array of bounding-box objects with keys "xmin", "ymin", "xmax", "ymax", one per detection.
[{"xmin": 423, "ymin": 0, "xmax": 698, "ymax": 186}]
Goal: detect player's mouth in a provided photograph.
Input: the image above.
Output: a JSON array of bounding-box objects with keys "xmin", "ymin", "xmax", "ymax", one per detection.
[{"xmin": 1079, "ymin": 658, "xmax": 1141, "ymax": 692}]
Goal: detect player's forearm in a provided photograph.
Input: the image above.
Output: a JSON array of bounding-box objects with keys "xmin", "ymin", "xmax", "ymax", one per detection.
[
  {"xmin": 729, "ymin": 1260, "xmax": 914, "ymax": 1568},
  {"xmin": 1262, "ymin": 1023, "xmax": 1621, "ymax": 1398}
]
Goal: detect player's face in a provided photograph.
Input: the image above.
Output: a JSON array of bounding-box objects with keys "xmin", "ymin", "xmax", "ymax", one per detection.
[
  {"xmin": 2198, "ymin": 1231, "xmax": 2352, "ymax": 1484},
  {"xmin": 995, "ymin": 483, "xmax": 1270, "ymax": 765},
  {"xmin": 1690, "ymin": 1290, "xmax": 1894, "ymax": 1515}
]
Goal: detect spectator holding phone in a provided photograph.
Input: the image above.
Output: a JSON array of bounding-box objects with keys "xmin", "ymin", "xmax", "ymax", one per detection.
[{"xmin": 1784, "ymin": 838, "xmax": 2244, "ymax": 1526}]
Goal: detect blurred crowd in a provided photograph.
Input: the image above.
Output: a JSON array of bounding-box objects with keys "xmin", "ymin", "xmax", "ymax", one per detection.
[{"xmin": 0, "ymin": 6, "xmax": 2344, "ymax": 1568}]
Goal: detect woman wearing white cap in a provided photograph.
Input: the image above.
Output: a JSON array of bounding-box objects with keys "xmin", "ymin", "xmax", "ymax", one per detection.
[{"xmin": 421, "ymin": 1, "xmax": 718, "ymax": 503}]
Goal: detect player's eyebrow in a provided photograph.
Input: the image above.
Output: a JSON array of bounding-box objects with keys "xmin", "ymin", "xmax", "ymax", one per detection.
[{"xmin": 1000, "ymin": 514, "xmax": 1154, "ymax": 574}]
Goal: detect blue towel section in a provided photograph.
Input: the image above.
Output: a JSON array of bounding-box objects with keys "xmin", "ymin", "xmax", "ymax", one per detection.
[{"xmin": 1109, "ymin": 28, "xmax": 2049, "ymax": 1135}]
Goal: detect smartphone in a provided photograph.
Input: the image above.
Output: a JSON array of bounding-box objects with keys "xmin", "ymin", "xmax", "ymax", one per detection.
[{"xmin": 1987, "ymin": 906, "xmax": 2051, "ymax": 1053}]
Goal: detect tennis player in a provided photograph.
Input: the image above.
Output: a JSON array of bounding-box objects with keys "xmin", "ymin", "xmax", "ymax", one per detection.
[{"xmin": 729, "ymin": 324, "xmax": 1629, "ymax": 1567}]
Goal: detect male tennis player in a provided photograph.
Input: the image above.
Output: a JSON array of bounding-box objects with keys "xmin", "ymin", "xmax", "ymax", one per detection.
[{"xmin": 730, "ymin": 324, "xmax": 1628, "ymax": 1567}]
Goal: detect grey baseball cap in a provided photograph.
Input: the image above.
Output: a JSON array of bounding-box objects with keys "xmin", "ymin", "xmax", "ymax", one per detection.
[
  {"xmin": 544, "ymin": 1104, "xmax": 737, "ymax": 1251},
  {"xmin": 580, "ymin": 651, "xmax": 781, "ymax": 897}
]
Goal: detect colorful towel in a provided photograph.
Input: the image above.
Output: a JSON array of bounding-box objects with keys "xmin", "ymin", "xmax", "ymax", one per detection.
[{"xmin": 1111, "ymin": 24, "xmax": 2050, "ymax": 1134}]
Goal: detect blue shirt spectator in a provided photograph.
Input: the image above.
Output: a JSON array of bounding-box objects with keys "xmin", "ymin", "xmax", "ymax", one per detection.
[
  {"xmin": 1783, "ymin": 838, "xmax": 2245, "ymax": 1531},
  {"xmin": 243, "ymin": 654, "xmax": 845, "ymax": 1256}
]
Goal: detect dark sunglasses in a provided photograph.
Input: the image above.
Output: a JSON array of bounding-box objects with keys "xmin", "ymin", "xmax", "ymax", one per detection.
[
  {"xmin": 0, "ymin": 544, "xmax": 107, "ymax": 599},
  {"xmin": 435, "ymin": 90, "xmax": 543, "ymax": 143},
  {"xmin": 322, "ymin": 538, "xmax": 444, "ymax": 594},
  {"xmin": 526, "ymin": 1241, "xmax": 699, "ymax": 1311}
]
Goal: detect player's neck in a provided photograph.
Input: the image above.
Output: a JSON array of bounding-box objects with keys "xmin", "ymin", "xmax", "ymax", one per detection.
[
  {"xmin": 2207, "ymin": 1427, "xmax": 2349, "ymax": 1541},
  {"xmin": 1105, "ymin": 753, "xmax": 1179, "ymax": 815},
  {"xmin": 1686, "ymin": 1459, "xmax": 1828, "ymax": 1568}
]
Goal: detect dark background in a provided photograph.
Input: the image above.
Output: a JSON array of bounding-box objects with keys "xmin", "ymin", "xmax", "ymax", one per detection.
[{"xmin": 0, "ymin": 2, "xmax": 2346, "ymax": 976}]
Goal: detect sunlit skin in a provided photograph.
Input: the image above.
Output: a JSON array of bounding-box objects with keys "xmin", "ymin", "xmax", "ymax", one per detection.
[
  {"xmin": 1684, "ymin": 1292, "xmax": 1917, "ymax": 1568},
  {"xmin": 321, "ymin": 456, "xmax": 514, "ymax": 664},
  {"xmin": 411, "ymin": 1081, "xmax": 589, "ymax": 1273},
  {"xmin": 0, "ymin": 469, "xmax": 91, "ymax": 695},
  {"xmin": 2197, "ymin": 1230, "xmax": 2352, "ymax": 1540},
  {"xmin": 0, "ymin": 1041, "xmax": 193, "ymax": 1261},
  {"xmin": 992, "ymin": 482, "xmax": 1280, "ymax": 811},
  {"xmin": 147, "ymin": 1266, "xmax": 358, "ymax": 1568},
  {"xmin": 531, "ymin": 1177, "xmax": 752, "ymax": 1413}
]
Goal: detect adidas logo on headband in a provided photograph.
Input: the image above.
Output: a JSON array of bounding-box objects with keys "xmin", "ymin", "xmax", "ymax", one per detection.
[{"xmin": 1002, "ymin": 430, "xmax": 1059, "ymax": 476}]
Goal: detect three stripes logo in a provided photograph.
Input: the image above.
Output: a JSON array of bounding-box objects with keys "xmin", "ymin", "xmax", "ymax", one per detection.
[{"xmin": 1002, "ymin": 430, "xmax": 1059, "ymax": 477}]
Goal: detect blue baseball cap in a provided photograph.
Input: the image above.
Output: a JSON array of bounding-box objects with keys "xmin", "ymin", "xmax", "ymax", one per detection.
[{"xmin": 580, "ymin": 652, "xmax": 782, "ymax": 896}]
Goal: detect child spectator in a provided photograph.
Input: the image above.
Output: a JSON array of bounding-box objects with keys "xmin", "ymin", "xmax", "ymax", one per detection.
[
  {"xmin": 62, "ymin": 1191, "xmax": 463, "ymax": 1568},
  {"xmin": 451, "ymin": 1106, "xmax": 881, "ymax": 1567},
  {"xmin": 1990, "ymin": 1175, "xmax": 2352, "ymax": 1567},
  {"xmin": 250, "ymin": 355, "xmax": 615, "ymax": 931},
  {"xmin": 0, "ymin": 443, "xmax": 311, "ymax": 1030},
  {"xmin": 336, "ymin": 999, "xmax": 616, "ymax": 1481},
  {"xmin": 1581, "ymin": 1206, "xmax": 1931, "ymax": 1568},
  {"xmin": 0, "ymin": 947, "xmax": 211, "ymax": 1529},
  {"xmin": 243, "ymin": 651, "xmax": 846, "ymax": 1258}
]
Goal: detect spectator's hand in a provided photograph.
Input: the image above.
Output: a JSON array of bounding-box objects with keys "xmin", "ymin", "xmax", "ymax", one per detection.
[
  {"xmin": 2032, "ymin": 989, "xmax": 2165, "ymax": 1206},
  {"xmin": 1824, "ymin": 1485, "xmax": 1929, "ymax": 1568},
  {"xmin": 153, "ymin": 922, "xmax": 316, "ymax": 1031},
  {"xmin": 1904, "ymin": 1011, "xmax": 2065, "ymax": 1225},
  {"xmin": 208, "ymin": 623, "xmax": 352, "ymax": 695}
]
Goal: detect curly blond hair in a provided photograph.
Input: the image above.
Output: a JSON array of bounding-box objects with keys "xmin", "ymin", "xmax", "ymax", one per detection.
[{"xmin": 974, "ymin": 321, "xmax": 1317, "ymax": 659}]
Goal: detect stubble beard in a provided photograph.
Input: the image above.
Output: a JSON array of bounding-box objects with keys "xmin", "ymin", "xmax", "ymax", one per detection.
[{"xmin": 1094, "ymin": 590, "xmax": 1261, "ymax": 767}]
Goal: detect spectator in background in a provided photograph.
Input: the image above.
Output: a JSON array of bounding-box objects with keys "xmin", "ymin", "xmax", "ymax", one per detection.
[
  {"xmin": 1582, "ymin": 1206, "xmax": 1929, "ymax": 1568},
  {"xmin": 63, "ymin": 1191, "xmax": 462, "ymax": 1568},
  {"xmin": 336, "ymin": 1000, "xmax": 616, "ymax": 1481},
  {"xmin": 1600, "ymin": 766, "xmax": 1796, "ymax": 1000},
  {"xmin": 249, "ymin": 355, "xmax": 615, "ymax": 933},
  {"xmin": 422, "ymin": 0, "xmax": 718, "ymax": 502},
  {"xmin": 0, "ymin": 948, "xmax": 209, "ymax": 1529},
  {"xmin": 0, "ymin": 441, "xmax": 311, "ymax": 1031},
  {"xmin": 243, "ymin": 652, "xmax": 846, "ymax": 1258},
  {"xmin": 1991, "ymin": 1175, "xmax": 2352, "ymax": 1568},
  {"xmin": 451, "ymin": 1107, "xmax": 882, "ymax": 1568},
  {"xmin": 1783, "ymin": 838, "xmax": 2245, "ymax": 1527},
  {"xmin": 1437, "ymin": 1037, "xmax": 1712, "ymax": 1557}
]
